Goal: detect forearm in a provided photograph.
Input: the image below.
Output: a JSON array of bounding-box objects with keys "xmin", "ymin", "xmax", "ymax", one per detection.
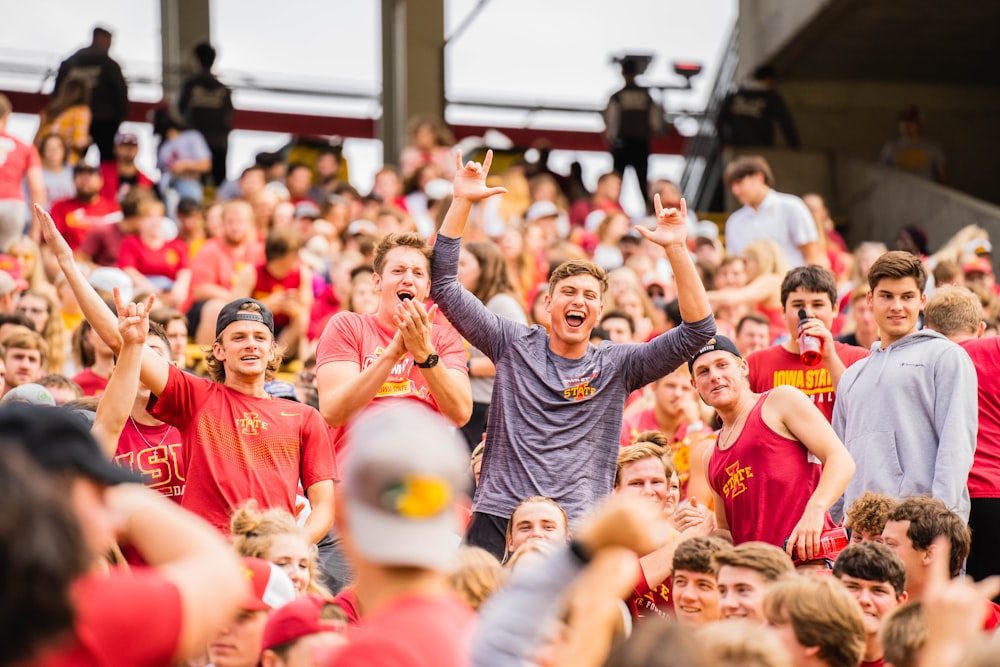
[
  {"xmin": 809, "ymin": 449, "xmax": 856, "ymax": 511},
  {"xmin": 58, "ymin": 251, "xmax": 124, "ymax": 351},
  {"xmin": 439, "ymin": 196, "xmax": 474, "ymax": 239},
  {"xmin": 319, "ymin": 355, "xmax": 401, "ymax": 427},
  {"xmin": 92, "ymin": 342, "xmax": 143, "ymax": 456},
  {"xmin": 303, "ymin": 481, "xmax": 335, "ymax": 544},
  {"xmin": 472, "ymin": 548, "xmax": 584, "ymax": 666},
  {"xmin": 664, "ymin": 244, "xmax": 711, "ymax": 322},
  {"xmin": 826, "ymin": 355, "xmax": 849, "ymax": 390},
  {"xmin": 419, "ymin": 366, "xmax": 472, "ymax": 427}
]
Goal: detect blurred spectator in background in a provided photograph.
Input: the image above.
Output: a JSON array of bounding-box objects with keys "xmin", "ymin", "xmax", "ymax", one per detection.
[
  {"xmin": 307, "ymin": 145, "xmax": 344, "ymax": 205},
  {"xmin": 881, "ymin": 105, "xmax": 947, "ymax": 184},
  {"xmin": 717, "ymin": 64, "xmax": 799, "ymax": 149},
  {"xmin": 36, "ymin": 134, "xmax": 76, "ymax": 205},
  {"xmin": 48, "ymin": 162, "xmax": 122, "ymax": 251},
  {"xmin": 399, "ymin": 115, "xmax": 455, "ymax": 181},
  {"xmin": 604, "ymin": 57, "xmax": 662, "ymax": 210},
  {"xmin": 178, "ymin": 41, "xmax": 233, "ymax": 188},
  {"xmin": 0, "ymin": 95, "xmax": 44, "ymax": 247},
  {"xmin": 153, "ymin": 109, "xmax": 212, "ymax": 212},
  {"xmin": 34, "ymin": 74, "xmax": 91, "ymax": 166},
  {"xmin": 99, "ymin": 131, "xmax": 156, "ymax": 202},
  {"xmin": 53, "ymin": 26, "xmax": 128, "ymax": 163}
]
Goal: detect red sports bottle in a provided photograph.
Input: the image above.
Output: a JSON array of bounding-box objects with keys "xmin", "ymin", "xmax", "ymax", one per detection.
[
  {"xmin": 784, "ymin": 526, "xmax": 849, "ymax": 562},
  {"xmin": 797, "ymin": 308, "xmax": 823, "ymax": 366}
]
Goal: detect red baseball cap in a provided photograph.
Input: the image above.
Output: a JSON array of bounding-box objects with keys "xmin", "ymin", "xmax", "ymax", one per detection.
[
  {"xmin": 241, "ymin": 557, "xmax": 296, "ymax": 611},
  {"xmin": 261, "ymin": 594, "xmax": 346, "ymax": 652}
]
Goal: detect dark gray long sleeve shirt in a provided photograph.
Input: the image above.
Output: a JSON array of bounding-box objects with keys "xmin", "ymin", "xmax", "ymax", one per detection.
[{"xmin": 431, "ymin": 233, "xmax": 715, "ymax": 520}]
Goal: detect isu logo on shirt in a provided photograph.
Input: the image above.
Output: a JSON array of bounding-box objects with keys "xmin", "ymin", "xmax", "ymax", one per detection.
[
  {"xmin": 236, "ymin": 412, "xmax": 269, "ymax": 435},
  {"xmin": 722, "ymin": 460, "xmax": 753, "ymax": 499},
  {"xmin": 562, "ymin": 371, "xmax": 599, "ymax": 402}
]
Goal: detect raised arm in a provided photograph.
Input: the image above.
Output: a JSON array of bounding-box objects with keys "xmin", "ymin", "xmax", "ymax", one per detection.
[
  {"xmin": 637, "ymin": 195, "xmax": 711, "ymax": 323},
  {"xmin": 706, "ymin": 273, "xmax": 782, "ymax": 308},
  {"xmin": 92, "ymin": 291, "xmax": 156, "ymax": 456},
  {"xmin": 35, "ymin": 204, "xmax": 170, "ymax": 395},
  {"xmin": 105, "ymin": 484, "xmax": 245, "ymax": 663}
]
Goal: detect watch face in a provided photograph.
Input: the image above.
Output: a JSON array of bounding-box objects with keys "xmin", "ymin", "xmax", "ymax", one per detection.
[{"xmin": 417, "ymin": 353, "xmax": 439, "ymax": 368}]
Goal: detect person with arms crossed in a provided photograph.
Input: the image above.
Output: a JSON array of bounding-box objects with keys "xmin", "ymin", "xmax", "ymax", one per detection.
[
  {"xmin": 689, "ymin": 335, "xmax": 854, "ymax": 560},
  {"xmin": 430, "ymin": 151, "xmax": 715, "ymax": 560},
  {"xmin": 36, "ymin": 203, "xmax": 337, "ymax": 545}
]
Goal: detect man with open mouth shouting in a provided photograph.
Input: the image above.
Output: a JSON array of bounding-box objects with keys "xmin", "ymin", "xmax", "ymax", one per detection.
[{"xmin": 430, "ymin": 150, "xmax": 716, "ymax": 561}]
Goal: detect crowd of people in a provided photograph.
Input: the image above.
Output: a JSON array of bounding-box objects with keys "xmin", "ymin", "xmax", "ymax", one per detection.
[{"xmin": 1, "ymin": 23, "xmax": 1000, "ymax": 667}]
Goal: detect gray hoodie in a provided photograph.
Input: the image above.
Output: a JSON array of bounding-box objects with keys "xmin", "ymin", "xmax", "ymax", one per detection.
[{"xmin": 832, "ymin": 329, "xmax": 977, "ymax": 522}]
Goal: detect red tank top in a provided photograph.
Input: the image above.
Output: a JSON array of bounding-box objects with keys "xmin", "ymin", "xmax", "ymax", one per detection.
[{"xmin": 708, "ymin": 392, "xmax": 834, "ymax": 547}]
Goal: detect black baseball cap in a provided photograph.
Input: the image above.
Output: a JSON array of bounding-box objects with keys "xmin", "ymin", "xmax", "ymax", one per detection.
[
  {"xmin": 688, "ymin": 335, "xmax": 742, "ymax": 372},
  {"xmin": 215, "ymin": 298, "xmax": 275, "ymax": 338},
  {"xmin": 0, "ymin": 404, "xmax": 141, "ymax": 485}
]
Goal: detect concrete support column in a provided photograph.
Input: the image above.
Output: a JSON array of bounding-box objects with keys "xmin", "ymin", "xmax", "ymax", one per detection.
[
  {"xmin": 160, "ymin": 0, "xmax": 211, "ymax": 104},
  {"xmin": 380, "ymin": 0, "xmax": 445, "ymax": 164}
]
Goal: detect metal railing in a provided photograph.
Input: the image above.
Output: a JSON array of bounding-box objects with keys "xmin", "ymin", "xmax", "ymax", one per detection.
[{"xmin": 680, "ymin": 23, "xmax": 739, "ymax": 211}]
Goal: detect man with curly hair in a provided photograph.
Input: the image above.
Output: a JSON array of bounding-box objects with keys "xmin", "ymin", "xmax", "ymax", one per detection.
[{"xmin": 845, "ymin": 492, "xmax": 897, "ymax": 544}]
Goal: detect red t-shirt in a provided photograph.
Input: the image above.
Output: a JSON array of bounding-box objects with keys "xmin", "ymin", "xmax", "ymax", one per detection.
[
  {"xmin": 860, "ymin": 659, "xmax": 883, "ymax": 667},
  {"xmin": 0, "ymin": 132, "xmax": 40, "ymax": 200},
  {"xmin": 324, "ymin": 594, "xmax": 477, "ymax": 667},
  {"xmin": 628, "ymin": 564, "xmax": 674, "ymax": 621},
  {"xmin": 49, "ymin": 196, "xmax": 123, "ymax": 250},
  {"xmin": 118, "ymin": 236, "xmax": 189, "ymax": 281},
  {"xmin": 960, "ymin": 338, "xmax": 1000, "ymax": 498},
  {"xmin": 147, "ymin": 364, "xmax": 338, "ymax": 533},
  {"xmin": 747, "ymin": 342, "xmax": 869, "ymax": 422},
  {"xmin": 187, "ymin": 238, "xmax": 264, "ymax": 311},
  {"xmin": 79, "ymin": 223, "xmax": 133, "ymax": 267},
  {"xmin": 98, "ymin": 161, "xmax": 155, "ymax": 202},
  {"xmin": 30, "ymin": 568, "xmax": 182, "ymax": 666},
  {"xmin": 315, "ymin": 310, "xmax": 467, "ymax": 456},
  {"xmin": 114, "ymin": 419, "xmax": 185, "ymax": 502},
  {"xmin": 708, "ymin": 392, "xmax": 835, "ymax": 547},
  {"xmin": 252, "ymin": 262, "xmax": 303, "ymax": 329},
  {"xmin": 72, "ymin": 368, "xmax": 109, "ymax": 397}
]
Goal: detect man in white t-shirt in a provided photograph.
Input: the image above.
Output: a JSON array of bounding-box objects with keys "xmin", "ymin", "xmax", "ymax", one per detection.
[{"xmin": 723, "ymin": 155, "xmax": 827, "ymax": 269}]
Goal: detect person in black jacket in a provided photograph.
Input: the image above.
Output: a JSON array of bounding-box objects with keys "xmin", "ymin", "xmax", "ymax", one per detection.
[
  {"xmin": 717, "ymin": 65, "xmax": 800, "ymax": 150},
  {"xmin": 178, "ymin": 42, "xmax": 234, "ymax": 188},
  {"xmin": 53, "ymin": 26, "xmax": 129, "ymax": 163}
]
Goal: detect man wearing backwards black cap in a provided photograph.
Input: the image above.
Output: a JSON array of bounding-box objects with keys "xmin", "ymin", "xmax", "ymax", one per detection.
[
  {"xmin": 36, "ymin": 203, "xmax": 337, "ymax": 546},
  {"xmin": 688, "ymin": 335, "xmax": 854, "ymax": 561},
  {"xmin": 0, "ymin": 403, "xmax": 245, "ymax": 666}
]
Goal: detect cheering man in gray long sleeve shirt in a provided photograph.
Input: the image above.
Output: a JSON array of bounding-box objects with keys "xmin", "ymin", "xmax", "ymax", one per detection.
[{"xmin": 430, "ymin": 151, "xmax": 715, "ymax": 559}]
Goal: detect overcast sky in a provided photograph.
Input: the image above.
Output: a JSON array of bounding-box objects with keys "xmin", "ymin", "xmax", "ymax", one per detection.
[{"xmin": 1, "ymin": 0, "xmax": 736, "ymax": 213}]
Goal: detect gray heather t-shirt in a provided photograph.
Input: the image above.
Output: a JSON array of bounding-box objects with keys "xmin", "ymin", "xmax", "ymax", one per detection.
[{"xmin": 431, "ymin": 234, "xmax": 715, "ymax": 521}]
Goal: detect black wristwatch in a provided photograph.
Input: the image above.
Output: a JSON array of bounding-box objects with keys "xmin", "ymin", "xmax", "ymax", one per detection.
[{"xmin": 414, "ymin": 352, "xmax": 440, "ymax": 369}]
